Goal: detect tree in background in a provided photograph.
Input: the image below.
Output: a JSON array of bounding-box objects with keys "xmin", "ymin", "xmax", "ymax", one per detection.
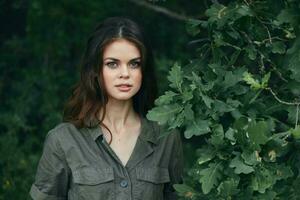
[{"xmin": 148, "ymin": 0, "xmax": 300, "ymax": 199}]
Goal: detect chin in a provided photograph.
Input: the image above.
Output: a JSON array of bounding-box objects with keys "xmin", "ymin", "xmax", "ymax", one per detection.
[
  {"xmin": 109, "ymin": 94, "xmax": 135, "ymax": 101},
  {"xmin": 107, "ymin": 88, "xmax": 140, "ymax": 101}
]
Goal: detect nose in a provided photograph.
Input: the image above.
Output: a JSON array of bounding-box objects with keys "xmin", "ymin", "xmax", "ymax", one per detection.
[{"xmin": 119, "ymin": 65, "xmax": 129, "ymax": 78}]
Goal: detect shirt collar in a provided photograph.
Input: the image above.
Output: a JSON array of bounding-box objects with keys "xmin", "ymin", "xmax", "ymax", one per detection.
[{"xmin": 87, "ymin": 116, "xmax": 158, "ymax": 145}]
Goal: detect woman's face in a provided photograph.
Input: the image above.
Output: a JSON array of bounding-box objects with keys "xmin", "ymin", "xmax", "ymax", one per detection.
[{"xmin": 102, "ymin": 38, "xmax": 142, "ymax": 102}]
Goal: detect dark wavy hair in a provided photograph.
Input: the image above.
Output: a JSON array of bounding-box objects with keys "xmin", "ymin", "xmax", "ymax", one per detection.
[{"xmin": 63, "ymin": 16, "xmax": 158, "ymax": 144}]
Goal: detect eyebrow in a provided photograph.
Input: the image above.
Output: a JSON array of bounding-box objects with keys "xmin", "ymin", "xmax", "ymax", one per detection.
[{"xmin": 103, "ymin": 57, "xmax": 141, "ymax": 61}]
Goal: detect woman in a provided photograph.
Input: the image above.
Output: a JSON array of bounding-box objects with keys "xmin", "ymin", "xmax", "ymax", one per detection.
[{"xmin": 29, "ymin": 16, "xmax": 184, "ymax": 200}]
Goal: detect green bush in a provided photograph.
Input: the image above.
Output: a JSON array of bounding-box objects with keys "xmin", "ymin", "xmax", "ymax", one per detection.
[{"xmin": 147, "ymin": 0, "xmax": 300, "ymax": 199}]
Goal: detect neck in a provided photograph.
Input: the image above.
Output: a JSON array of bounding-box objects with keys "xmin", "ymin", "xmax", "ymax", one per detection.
[{"xmin": 99, "ymin": 98, "xmax": 139, "ymax": 130}]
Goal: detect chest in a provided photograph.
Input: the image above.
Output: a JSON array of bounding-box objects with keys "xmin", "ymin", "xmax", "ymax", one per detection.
[
  {"xmin": 102, "ymin": 127, "xmax": 141, "ymax": 167},
  {"xmin": 110, "ymin": 134, "xmax": 139, "ymax": 166}
]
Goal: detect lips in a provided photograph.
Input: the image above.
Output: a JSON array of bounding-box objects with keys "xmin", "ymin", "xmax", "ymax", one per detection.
[
  {"xmin": 115, "ymin": 84, "xmax": 132, "ymax": 92},
  {"xmin": 115, "ymin": 84, "xmax": 132, "ymax": 87}
]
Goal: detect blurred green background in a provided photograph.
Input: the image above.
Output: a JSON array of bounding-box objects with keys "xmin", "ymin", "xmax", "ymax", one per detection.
[{"xmin": 0, "ymin": 0, "xmax": 200, "ymax": 199}]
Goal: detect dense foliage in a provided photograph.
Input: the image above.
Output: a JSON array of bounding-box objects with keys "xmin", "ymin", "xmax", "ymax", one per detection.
[{"xmin": 147, "ymin": 0, "xmax": 300, "ymax": 199}]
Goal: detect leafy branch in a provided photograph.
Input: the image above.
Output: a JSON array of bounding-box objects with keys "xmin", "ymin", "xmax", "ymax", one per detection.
[
  {"xmin": 243, "ymin": 71, "xmax": 300, "ymax": 105},
  {"xmin": 128, "ymin": 0, "xmax": 194, "ymax": 21}
]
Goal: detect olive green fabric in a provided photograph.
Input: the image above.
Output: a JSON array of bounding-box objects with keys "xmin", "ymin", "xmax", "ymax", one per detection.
[{"xmin": 29, "ymin": 116, "xmax": 184, "ymax": 200}]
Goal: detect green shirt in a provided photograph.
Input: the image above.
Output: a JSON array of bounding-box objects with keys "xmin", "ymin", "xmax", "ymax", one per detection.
[{"xmin": 29, "ymin": 116, "xmax": 184, "ymax": 200}]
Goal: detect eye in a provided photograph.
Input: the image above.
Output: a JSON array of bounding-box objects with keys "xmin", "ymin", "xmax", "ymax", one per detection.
[
  {"xmin": 106, "ymin": 62, "xmax": 118, "ymax": 68},
  {"xmin": 130, "ymin": 61, "xmax": 141, "ymax": 68}
]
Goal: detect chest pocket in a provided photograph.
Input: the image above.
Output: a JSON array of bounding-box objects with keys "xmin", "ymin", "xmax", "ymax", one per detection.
[
  {"xmin": 134, "ymin": 167, "xmax": 170, "ymax": 200},
  {"xmin": 72, "ymin": 166, "xmax": 114, "ymax": 200},
  {"xmin": 136, "ymin": 167, "xmax": 170, "ymax": 183}
]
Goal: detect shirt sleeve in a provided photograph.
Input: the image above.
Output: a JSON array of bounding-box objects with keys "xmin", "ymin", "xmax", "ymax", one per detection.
[
  {"xmin": 164, "ymin": 129, "xmax": 184, "ymax": 200},
  {"xmin": 29, "ymin": 130, "xmax": 70, "ymax": 200}
]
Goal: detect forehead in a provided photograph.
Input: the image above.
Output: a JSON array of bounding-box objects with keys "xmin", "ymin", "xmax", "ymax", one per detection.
[{"xmin": 103, "ymin": 39, "xmax": 141, "ymax": 60}]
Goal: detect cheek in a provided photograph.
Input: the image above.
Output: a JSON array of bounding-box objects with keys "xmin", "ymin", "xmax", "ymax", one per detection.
[
  {"xmin": 138, "ymin": 74, "xmax": 142, "ymax": 84},
  {"xmin": 102, "ymin": 69, "xmax": 115, "ymax": 83},
  {"xmin": 135, "ymin": 70, "xmax": 142, "ymax": 85}
]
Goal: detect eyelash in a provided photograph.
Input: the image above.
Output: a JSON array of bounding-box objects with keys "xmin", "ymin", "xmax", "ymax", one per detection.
[
  {"xmin": 130, "ymin": 61, "xmax": 141, "ymax": 68},
  {"xmin": 106, "ymin": 62, "xmax": 117, "ymax": 68},
  {"xmin": 105, "ymin": 61, "xmax": 141, "ymax": 69}
]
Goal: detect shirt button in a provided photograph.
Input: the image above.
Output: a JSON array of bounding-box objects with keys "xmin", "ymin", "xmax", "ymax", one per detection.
[{"xmin": 120, "ymin": 180, "xmax": 128, "ymax": 188}]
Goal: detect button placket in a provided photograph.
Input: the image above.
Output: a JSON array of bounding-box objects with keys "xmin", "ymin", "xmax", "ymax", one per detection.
[{"xmin": 123, "ymin": 168, "xmax": 133, "ymax": 200}]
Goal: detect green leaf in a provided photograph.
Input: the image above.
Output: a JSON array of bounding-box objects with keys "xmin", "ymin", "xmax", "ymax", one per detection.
[
  {"xmin": 191, "ymin": 71, "xmax": 202, "ymax": 85},
  {"xmin": 261, "ymin": 72, "xmax": 271, "ymax": 88},
  {"xmin": 226, "ymin": 30, "xmax": 240, "ymax": 40},
  {"xmin": 213, "ymin": 100, "xmax": 235, "ymax": 113},
  {"xmin": 251, "ymin": 166, "xmax": 276, "ymax": 193},
  {"xmin": 199, "ymin": 162, "xmax": 223, "ymax": 194},
  {"xmin": 208, "ymin": 63, "xmax": 226, "ymax": 76},
  {"xmin": 248, "ymin": 89, "xmax": 263, "ymax": 105},
  {"xmin": 271, "ymin": 41, "xmax": 286, "ymax": 54},
  {"xmin": 213, "ymin": 32, "xmax": 226, "ymax": 47},
  {"xmin": 245, "ymin": 45, "xmax": 257, "ymax": 60},
  {"xmin": 229, "ymin": 155, "xmax": 254, "ymax": 174},
  {"xmin": 182, "ymin": 87, "xmax": 193, "ymax": 103},
  {"xmin": 200, "ymin": 93, "xmax": 214, "ymax": 109},
  {"xmin": 168, "ymin": 110, "xmax": 185, "ymax": 129},
  {"xmin": 167, "ymin": 62, "xmax": 183, "ymax": 92},
  {"xmin": 236, "ymin": 5, "xmax": 253, "ymax": 16},
  {"xmin": 243, "ymin": 72, "xmax": 262, "ymax": 90},
  {"xmin": 223, "ymin": 71, "xmax": 241, "ymax": 89},
  {"xmin": 186, "ymin": 19, "xmax": 202, "ymax": 36},
  {"xmin": 233, "ymin": 117, "xmax": 250, "ymax": 145},
  {"xmin": 289, "ymin": 55, "xmax": 300, "ymax": 82},
  {"xmin": 205, "ymin": 4, "xmax": 227, "ymax": 22},
  {"xmin": 275, "ymin": 164, "xmax": 293, "ymax": 180},
  {"xmin": 254, "ymin": 190, "xmax": 277, "ymax": 200},
  {"xmin": 228, "ymin": 50, "xmax": 241, "ymax": 65},
  {"xmin": 291, "ymin": 127, "xmax": 300, "ymax": 140},
  {"xmin": 146, "ymin": 104, "xmax": 182, "ymax": 125},
  {"xmin": 287, "ymin": 106, "xmax": 297, "ymax": 124},
  {"xmin": 233, "ymin": 116, "xmax": 250, "ymax": 130},
  {"xmin": 184, "ymin": 119, "xmax": 211, "ymax": 139},
  {"xmin": 241, "ymin": 150, "xmax": 261, "ymax": 166},
  {"xmin": 286, "ymin": 38, "xmax": 300, "ymax": 81},
  {"xmin": 209, "ymin": 124, "xmax": 224, "ymax": 147},
  {"xmin": 225, "ymin": 127, "xmax": 236, "ymax": 145},
  {"xmin": 154, "ymin": 91, "xmax": 178, "ymax": 105},
  {"xmin": 173, "ymin": 184, "xmax": 196, "ymax": 198},
  {"xmin": 217, "ymin": 178, "xmax": 240, "ymax": 197},
  {"xmin": 247, "ymin": 121, "xmax": 270, "ymax": 148},
  {"xmin": 184, "ymin": 103, "xmax": 194, "ymax": 121},
  {"xmin": 285, "ymin": 80, "xmax": 300, "ymax": 96},
  {"xmin": 277, "ymin": 8, "xmax": 298, "ymax": 25},
  {"xmin": 226, "ymin": 98, "xmax": 242, "ymax": 108},
  {"xmin": 252, "ymin": 164, "xmax": 292, "ymax": 194},
  {"xmin": 196, "ymin": 147, "xmax": 216, "ymax": 165}
]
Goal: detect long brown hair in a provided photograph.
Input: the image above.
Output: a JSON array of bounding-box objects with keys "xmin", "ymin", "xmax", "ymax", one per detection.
[{"xmin": 63, "ymin": 16, "xmax": 158, "ymax": 144}]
